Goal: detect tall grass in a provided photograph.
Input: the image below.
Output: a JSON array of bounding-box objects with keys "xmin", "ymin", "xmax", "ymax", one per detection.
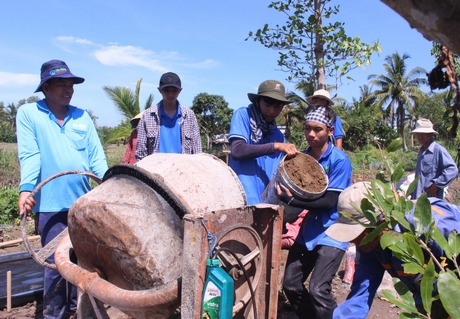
[{"xmin": 0, "ymin": 148, "xmax": 20, "ymax": 187}]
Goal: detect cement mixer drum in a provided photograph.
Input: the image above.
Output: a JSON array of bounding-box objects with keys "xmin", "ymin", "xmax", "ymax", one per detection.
[
  {"xmin": 65, "ymin": 153, "xmax": 247, "ymax": 318},
  {"xmin": 69, "ymin": 174, "xmax": 183, "ymax": 292}
]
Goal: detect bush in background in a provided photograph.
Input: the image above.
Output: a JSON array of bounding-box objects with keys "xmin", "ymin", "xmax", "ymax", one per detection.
[{"xmin": 0, "ymin": 186, "xmax": 20, "ymax": 224}]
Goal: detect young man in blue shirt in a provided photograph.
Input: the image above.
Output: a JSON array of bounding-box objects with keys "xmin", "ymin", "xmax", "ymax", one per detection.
[
  {"xmin": 327, "ymin": 182, "xmax": 460, "ymax": 319},
  {"xmin": 17, "ymin": 59, "xmax": 108, "ymax": 319},
  {"xmin": 306, "ymin": 89, "xmax": 344, "ymax": 150},
  {"xmin": 135, "ymin": 72, "xmax": 202, "ymax": 160},
  {"xmin": 228, "ymin": 80, "xmax": 298, "ymax": 205},
  {"xmin": 276, "ymin": 104, "xmax": 352, "ymax": 319}
]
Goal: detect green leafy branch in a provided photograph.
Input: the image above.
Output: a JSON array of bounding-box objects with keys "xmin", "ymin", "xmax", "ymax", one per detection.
[{"xmin": 345, "ymin": 139, "xmax": 460, "ymax": 318}]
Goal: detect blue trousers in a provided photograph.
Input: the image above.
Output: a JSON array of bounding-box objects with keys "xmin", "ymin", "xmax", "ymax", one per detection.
[
  {"xmin": 37, "ymin": 212, "xmax": 77, "ymax": 319},
  {"xmin": 283, "ymin": 243, "xmax": 345, "ymax": 319}
]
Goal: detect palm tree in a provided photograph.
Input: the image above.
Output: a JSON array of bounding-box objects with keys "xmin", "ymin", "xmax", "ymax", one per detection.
[
  {"xmin": 368, "ymin": 52, "xmax": 427, "ymax": 150},
  {"xmin": 282, "ymin": 81, "xmax": 313, "ymax": 143},
  {"xmin": 103, "ymin": 78, "xmax": 154, "ymax": 121},
  {"xmin": 102, "ymin": 78, "xmax": 154, "ymax": 148}
]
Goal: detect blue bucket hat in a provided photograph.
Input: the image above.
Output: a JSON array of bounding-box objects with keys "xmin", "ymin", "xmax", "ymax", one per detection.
[{"xmin": 35, "ymin": 60, "xmax": 85, "ymax": 93}]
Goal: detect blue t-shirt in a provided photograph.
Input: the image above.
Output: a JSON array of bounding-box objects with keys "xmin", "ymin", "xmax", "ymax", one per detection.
[
  {"xmin": 158, "ymin": 103, "xmax": 182, "ymax": 153},
  {"xmin": 229, "ymin": 106, "xmax": 285, "ymax": 205},
  {"xmin": 298, "ymin": 142, "xmax": 352, "ymax": 251},
  {"xmin": 334, "ymin": 116, "xmax": 343, "ymax": 139}
]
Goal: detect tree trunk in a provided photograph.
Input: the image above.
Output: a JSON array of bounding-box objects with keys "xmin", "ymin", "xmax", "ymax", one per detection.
[{"xmin": 314, "ymin": 0, "xmax": 326, "ymax": 89}]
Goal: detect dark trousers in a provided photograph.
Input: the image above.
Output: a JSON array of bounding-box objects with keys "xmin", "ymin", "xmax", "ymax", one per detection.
[
  {"xmin": 283, "ymin": 242, "xmax": 344, "ymax": 319},
  {"xmin": 37, "ymin": 212, "xmax": 77, "ymax": 319}
]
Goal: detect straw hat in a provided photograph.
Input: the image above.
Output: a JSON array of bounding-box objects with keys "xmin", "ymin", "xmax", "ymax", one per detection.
[{"xmin": 130, "ymin": 111, "xmax": 145, "ymax": 124}]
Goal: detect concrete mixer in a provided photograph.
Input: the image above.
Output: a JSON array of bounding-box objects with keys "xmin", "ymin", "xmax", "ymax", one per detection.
[{"xmin": 21, "ymin": 153, "xmax": 284, "ymax": 319}]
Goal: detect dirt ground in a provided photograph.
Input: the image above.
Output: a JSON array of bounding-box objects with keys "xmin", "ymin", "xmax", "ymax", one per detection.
[
  {"xmin": 1, "ymin": 177, "xmax": 459, "ymax": 318},
  {"xmin": 0, "ymin": 226, "xmax": 401, "ymax": 319}
]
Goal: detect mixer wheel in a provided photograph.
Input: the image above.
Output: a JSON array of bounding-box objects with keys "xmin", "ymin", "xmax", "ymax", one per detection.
[{"xmin": 213, "ymin": 223, "xmax": 264, "ymax": 318}]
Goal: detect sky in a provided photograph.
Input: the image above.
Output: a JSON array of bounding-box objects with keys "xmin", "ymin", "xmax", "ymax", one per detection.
[{"xmin": 1, "ymin": 1, "xmax": 436, "ymax": 127}]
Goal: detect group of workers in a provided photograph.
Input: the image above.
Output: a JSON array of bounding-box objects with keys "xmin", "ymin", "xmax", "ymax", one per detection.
[{"xmin": 16, "ymin": 59, "xmax": 459, "ymax": 319}]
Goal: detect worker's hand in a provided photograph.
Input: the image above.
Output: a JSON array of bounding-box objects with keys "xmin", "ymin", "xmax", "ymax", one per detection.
[
  {"xmin": 425, "ymin": 183, "xmax": 438, "ymax": 197},
  {"xmin": 274, "ymin": 142, "xmax": 299, "ymax": 157},
  {"xmin": 275, "ymin": 182, "xmax": 293, "ymax": 198},
  {"xmin": 18, "ymin": 191, "xmax": 35, "ymax": 218}
]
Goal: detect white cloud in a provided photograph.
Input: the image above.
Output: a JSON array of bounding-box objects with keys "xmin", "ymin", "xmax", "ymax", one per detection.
[
  {"xmin": 55, "ymin": 36, "xmax": 95, "ymax": 46},
  {"xmin": 184, "ymin": 59, "xmax": 220, "ymax": 69},
  {"xmin": 0, "ymin": 72, "xmax": 37, "ymax": 86},
  {"xmin": 53, "ymin": 36, "xmax": 96, "ymax": 53},
  {"xmin": 94, "ymin": 45, "xmax": 169, "ymax": 73},
  {"xmin": 52, "ymin": 36, "xmax": 220, "ymax": 73}
]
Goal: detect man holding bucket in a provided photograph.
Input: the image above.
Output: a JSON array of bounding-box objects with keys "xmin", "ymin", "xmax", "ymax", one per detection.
[
  {"xmin": 276, "ymin": 104, "xmax": 352, "ymax": 319},
  {"xmin": 228, "ymin": 79, "xmax": 298, "ymax": 205}
]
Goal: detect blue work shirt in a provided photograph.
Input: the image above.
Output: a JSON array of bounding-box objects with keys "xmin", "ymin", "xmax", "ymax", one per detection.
[
  {"xmin": 229, "ymin": 106, "xmax": 284, "ymax": 205},
  {"xmin": 16, "ymin": 100, "xmax": 108, "ymax": 212},
  {"xmin": 412, "ymin": 141, "xmax": 458, "ymax": 200},
  {"xmin": 333, "ymin": 198, "xmax": 460, "ymax": 319}
]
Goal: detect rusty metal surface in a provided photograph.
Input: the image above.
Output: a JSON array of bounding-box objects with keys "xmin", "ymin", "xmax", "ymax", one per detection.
[
  {"xmin": 55, "ymin": 232, "xmax": 180, "ymax": 319},
  {"xmin": 181, "ymin": 204, "xmax": 284, "ymax": 319}
]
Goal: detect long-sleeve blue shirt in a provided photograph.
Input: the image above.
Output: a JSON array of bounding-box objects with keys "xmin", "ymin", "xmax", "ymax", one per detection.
[
  {"xmin": 16, "ymin": 100, "xmax": 108, "ymax": 212},
  {"xmin": 412, "ymin": 141, "xmax": 458, "ymax": 199},
  {"xmin": 333, "ymin": 198, "xmax": 460, "ymax": 319}
]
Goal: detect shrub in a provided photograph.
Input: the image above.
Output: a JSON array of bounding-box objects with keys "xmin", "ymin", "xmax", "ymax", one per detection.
[{"xmin": 0, "ymin": 185, "xmax": 20, "ymax": 224}]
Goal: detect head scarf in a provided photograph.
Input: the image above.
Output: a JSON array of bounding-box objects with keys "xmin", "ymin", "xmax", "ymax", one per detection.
[
  {"xmin": 248, "ymin": 103, "xmax": 276, "ymax": 143},
  {"xmin": 305, "ymin": 106, "xmax": 334, "ymax": 128}
]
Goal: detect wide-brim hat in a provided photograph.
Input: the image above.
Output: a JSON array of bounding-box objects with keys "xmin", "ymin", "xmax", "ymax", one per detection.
[
  {"xmin": 410, "ymin": 119, "xmax": 438, "ymax": 134},
  {"xmin": 35, "ymin": 60, "xmax": 85, "ymax": 93},
  {"xmin": 306, "ymin": 89, "xmax": 334, "ymax": 106},
  {"xmin": 130, "ymin": 111, "xmax": 145, "ymax": 124},
  {"xmin": 325, "ymin": 182, "xmax": 381, "ymax": 242},
  {"xmin": 247, "ymin": 80, "xmax": 292, "ymax": 104}
]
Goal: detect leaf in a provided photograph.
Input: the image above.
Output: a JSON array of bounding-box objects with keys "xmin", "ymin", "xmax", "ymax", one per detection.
[
  {"xmin": 399, "ymin": 313, "xmax": 422, "ymax": 318},
  {"xmin": 403, "ymin": 232, "xmax": 425, "ymax": 265},
  {"xmin": 448, "ymin": 230, "xmax": 460, "ymax": 257},
  {"xmin": 385, "ymin": 138, "xmax": 403, "ymax": 153},
  {"xmin": 390, "ymin": 210, "xmax": 412, "ymax": 232},
  {"xmin": 438, "ymin": 270, "xmax": 460, "ymax": 318},
  {"xmin": 420, "ymin": 259, "xmax": 435, "ymax": 316},
  {"xmin": 381, "ymin": 278, "xmax": 418, "ymax": 313},
  {"xmin": 413, "ymin": 194, "xmax": 433, "ymax": 237},
  {"xmin": 361, "ymin": 222, "xmax": 388, "ymax": 245},
  {"xmin": 391, "ymin": 163, "xmax": 405, "ymax": 185},
  {"xmin": 405, "ymin": 177, "xmax": 420, "ymax": 199},
  {"xmin": 430, "ymin": 226, "xmax": 451, "ymax": 259},
  {"xmin": 381, "ymin": 231, "xmax": 404, "ymax": 250},
  {"xmin": 402, "ymin": 262, "xmax": 425, "ymax": 275},
  {"xmin": 361, "ymin": 198, "xmax": 378, "ymax": 224}
]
